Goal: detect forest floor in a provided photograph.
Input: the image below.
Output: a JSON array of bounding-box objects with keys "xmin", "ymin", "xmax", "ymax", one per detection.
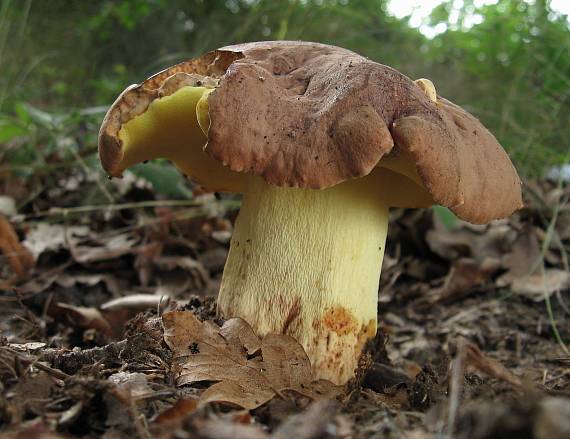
[{"xmin": 0, "ymin": 170, "xmax": 569, "ymax": 439}]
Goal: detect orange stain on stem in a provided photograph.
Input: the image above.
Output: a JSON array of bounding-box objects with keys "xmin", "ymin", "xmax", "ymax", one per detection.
[{"xmin": 322, "ymin": 306, "xmax": 359, "ymax": 336}]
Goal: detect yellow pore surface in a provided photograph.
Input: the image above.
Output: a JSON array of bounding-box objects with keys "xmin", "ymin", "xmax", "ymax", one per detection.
[
  {"xmin": 118, "ymin": 86, "xmax": 245, "ymax": 192},
  {"xmin": 117, "ymin": 84, "xmax": 432, "ymax": 206}
]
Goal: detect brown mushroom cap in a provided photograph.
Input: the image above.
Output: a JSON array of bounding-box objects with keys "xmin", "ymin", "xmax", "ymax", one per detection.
[{"xmin": 99, "ymin": 41, "xmax": 523, "ymax": 224}]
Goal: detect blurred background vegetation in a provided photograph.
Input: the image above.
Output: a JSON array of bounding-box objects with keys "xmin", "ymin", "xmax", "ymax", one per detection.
[{"xmin": 1, "ymin": 0, "xmax": 569, "ymax": 206}]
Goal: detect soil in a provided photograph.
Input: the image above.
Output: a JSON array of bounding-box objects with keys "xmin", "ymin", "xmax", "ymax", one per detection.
[{"xmin": 0, "ymin": 175, "xmax": 569, "ymax": 438}]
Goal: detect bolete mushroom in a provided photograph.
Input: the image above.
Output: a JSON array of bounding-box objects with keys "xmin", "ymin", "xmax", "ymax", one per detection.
[{"xmin": 99, "ymin": 41, "xmax": 523, "ymax": 384}]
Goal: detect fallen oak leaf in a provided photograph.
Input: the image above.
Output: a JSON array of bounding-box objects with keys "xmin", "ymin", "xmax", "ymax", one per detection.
[
  {"xmin": 162, "ymin": 311, "xmax": 341, "ymax": 409},
  {"xmin": 219, "ymin": 317, "xmax": 261, "ymax": 356},
  {"xmin": 163, "ymin": 311, "xmax": 274, "ymax": 408},
  {"xmin": 199, "ymin": 380, "xmax": 276, "ymax": 410}
]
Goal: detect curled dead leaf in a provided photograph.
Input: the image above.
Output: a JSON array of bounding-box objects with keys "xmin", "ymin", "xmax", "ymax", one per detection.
[
  {"xmin": 500, "ymin": 269, "xmax": 570, "ymax": 301},
  {"xmin": 101, "ymin": 294, "xmax": 170, "ymax": 312},
  {"xmin": 426, "ymin": 218, "xmax": 513, "ymax": 263},
  {"xmin": 426, "ymin": 257, "xmax": 501, "ymax": 304},
  {"xmin": 153, "ymin": 398, "xmax": 198, "ymax": 424},
  {"xmin": 163, "ymin": 311, "xmax": 341, "ymax": 409},
  {"xmin": 71, "ymin": 232, "xmax": 140, "ymax": 264},
  {"xmin": 52, "ymin": 303, "xmax": 112, "ymax": 336},
  {"xmin": 453, "ymin": 340, "xmax": 522, "ymax": 388},
  {"xmin": 99, "ymin": 294, "xmax": 170, "ymax": 338},
  {"xmin": 0, "ymin": 215, "xmax": 35, "ymax": 281}
]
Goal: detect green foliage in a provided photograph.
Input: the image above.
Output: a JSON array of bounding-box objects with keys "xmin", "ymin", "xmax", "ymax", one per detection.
[
  {"xmin": 130, "ymin": 162, "xmax": 194, "ymax": 199},
  {"xmin": 1, "ymin": 101, "xmax": 104, "ymax": 177},
  {"xmin": 433, "ymin": 206, "xmax": 459, "ymax": 229},
  {"xmin": 0, "ymin": 0, "xmax": 568, "ymax": 193},
  {"xmin": 425, "ymin": 0, "xmax": 570, "ymax": 176}
]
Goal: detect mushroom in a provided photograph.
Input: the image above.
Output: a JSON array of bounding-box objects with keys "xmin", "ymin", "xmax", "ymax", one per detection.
[{"xmin": 99, "ymin": 42, "xmax": 523, "ymax": 384}]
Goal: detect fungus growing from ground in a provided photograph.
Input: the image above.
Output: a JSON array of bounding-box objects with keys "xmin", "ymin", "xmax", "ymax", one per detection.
[{"xmin": 99, "ymin": 41, "xmax": 523, "ymax": 384}]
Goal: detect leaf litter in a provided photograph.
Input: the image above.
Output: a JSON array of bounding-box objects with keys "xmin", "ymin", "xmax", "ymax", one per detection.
[
  {"xmin": 163, "ymin": 310, "xmax": 340, "ymax": 409},
  {"xmin": 0, "ymin": 157, "xmax": 569, "ymax": 438}
]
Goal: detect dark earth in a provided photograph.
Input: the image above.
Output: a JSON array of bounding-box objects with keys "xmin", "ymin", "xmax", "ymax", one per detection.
[{"xmin": 1, "ymin": 171, "xmax": 569, "ymax": 438}]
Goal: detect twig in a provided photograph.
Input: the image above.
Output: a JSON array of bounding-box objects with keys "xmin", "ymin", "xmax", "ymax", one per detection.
[
  {"xmin": 26, "ymin": 358, "xmax": 69, "ymax": 381},
  {"xmin": 134, "ymin": 389, "xmax": 176, "ymax": 403},
  {"xmin": 444, "ymin": 340, "xmax": 466, "ymax": 439},
  {"xmin": 41, "ymin": 339, "xmax": 128, "ymax": 374},
  {"xmin": 555, "ymin": 290, "xmax": 570, "ymax": 316},
  {"xmin": 542, "ymin": 265, "xmax": 570, "ymax": 356},
  {"xmin": 524, "ymin": 163, "xmax": 570, "ymax": 355},
  {"xmin": 3, "ymin": 347, "xmax": 69, "ymax": 380},
  {"xmin": 538, "ymin": 191, "xmax": 569, "ymax": 355},
  {"xmin": 16, "ymin": 198, "xmax": 240, "ymax": 220}
]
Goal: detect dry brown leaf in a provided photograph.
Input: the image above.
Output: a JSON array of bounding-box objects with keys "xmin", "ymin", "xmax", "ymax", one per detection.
[
  {"xmin": 493, "ymin": 226, "xmax": 570, "ymax": 300},
  {"xmin": 153, "ymin": 398, "xmax": 199, "ymax": 424},
  {"xmin": 22, "ymin": 222, "xmax": 144, "ymax": 266},
  {"xmin": 101, "ymin": 293, "xmax": 170, "ymax": 312},
  {"xmin": 101, "ymin": 294, "xmax": 170, "ymax": 338},
  {"xmin": 462, "ymin": 341, "xmax": 522, "ymax": 388},
  {"xmin": 163, "ymin": 310, "xmax": 340, "ymax": 410},
  {"xmin": 6, "ymin": 371, "xmax": 59, "ymax": 425},
  {"xmin": 219, "ymin": 318, "xmax": 262, "ymax": 356},
  {"xmin": 52, "ymin": 303, "xmax": 112, "ymax": 336},
  {"xmin": 0, "ymin": 215, "xmax": 35, "ymax": 280},
  {"xmin": 500, "ymin": 226, "xmax": 541, "ymax": 278},
  {"xmin": 23, "ymin": 223, "xmax": 88, "ymax": 258},
  {"xmin": 134, "ymin": 241, "xmax": 164, "ymax": 286},
  {"xmin": 426, "ymin": 257, "xmax": 501, "ymax": 304},
  {"xmin": 153, "ymin": 255, "xmax": 210, "ymax": 288},
  {"xmin": 506, "ymin": 269, "xmax": 570, "ymax": 301},
  {"xmin": 426, "ymin": 218, "xmax": 513, "ymax": 263},
  {"xmin": 71, "ymin": 232, "xmax": 140, "ymax": 263}
]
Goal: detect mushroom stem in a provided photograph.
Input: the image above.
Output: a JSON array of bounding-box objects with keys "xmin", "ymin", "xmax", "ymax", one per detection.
[{"xmin": 218, "ymin": 175, "xmax": 389, "ymax": 384}]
